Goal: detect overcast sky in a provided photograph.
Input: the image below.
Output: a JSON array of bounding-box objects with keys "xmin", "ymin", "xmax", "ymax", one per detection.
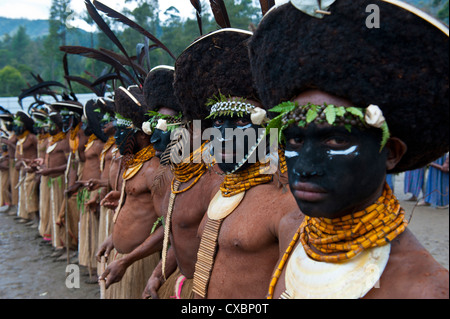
[
  {"xmin": 0, "ymin": 0, "xmax": 291, "ymax": 32},
  {"xmin": 0, "ymin": 0, "xmax": 198, "ymax": 20},
  {"xmin": 0, "ymin": 1, "xmax": 291, "ymax": 20}
]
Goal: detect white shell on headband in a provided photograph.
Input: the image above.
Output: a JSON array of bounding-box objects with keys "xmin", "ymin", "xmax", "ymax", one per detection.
[
  {"xmin": 156, "ymin": 118, "xmax": 168, "ymax": 131},
  {"xmin": 250, "ymin": 107, "xmax": 268, "ymax": 125},
  {"xmin": 142, "ymin": 121, "xmax": 153, "ymax": 135},
  {"xmin": 365, "ymin": 104, "xmax": 386, "ymax": 128}
]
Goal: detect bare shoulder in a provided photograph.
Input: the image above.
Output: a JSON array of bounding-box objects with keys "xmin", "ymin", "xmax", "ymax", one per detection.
[{"xmin": 366, "ymin": 229, "xmax": 449, "ymax": 299}]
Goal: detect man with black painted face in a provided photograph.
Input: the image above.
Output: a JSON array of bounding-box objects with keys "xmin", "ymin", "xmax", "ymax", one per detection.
[
  {"xmin": 249, "ymin": 0, "xmax": 449, "ymax": 299},
  {"xmin": 50, "ymin": 101, "xmax": 86, "ymax": 255},
  {"xmin": 96, "ymin": 86, "xmax": 162, "ymax": 299},
  {"xmin": 29, "ymin": 107, "xmax": 52, "ymax": 235},
  {"xmin": 36, "ymin": 109, "xmax": 70, "ymax": 250},
  {"xmin": 141, "ymin": 61, "xmax": 224, "ymax": 299},
  {"xmin": 72, "ymin": 100, "xmax": 109, "ymax": 282},
  {"xmin": 0, "ymin": 111, "xmax": 19, "ymax": 213},
  {"xmin": 83, "ymin": 98, "xmax": 117, "ymax": 263},
  {"xmin": 13, "ymin": 111, "xmax": 38, "ymax": 225}
]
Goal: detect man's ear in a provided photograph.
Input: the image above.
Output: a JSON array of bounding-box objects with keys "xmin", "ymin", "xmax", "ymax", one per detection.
[{"xmin": 385, "ymin": 137, "xmax": 407, "ymax": 171}]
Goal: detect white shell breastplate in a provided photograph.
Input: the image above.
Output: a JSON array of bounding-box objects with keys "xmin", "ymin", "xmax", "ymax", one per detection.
[{"xmin": 283, "ymin": 243, "xmax": 391, "ymax": 299}]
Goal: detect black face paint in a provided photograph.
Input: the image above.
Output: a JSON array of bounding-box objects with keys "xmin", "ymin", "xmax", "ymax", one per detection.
[
  {"xmin": 150, "ymin": 128, "xmax": 171, "ymax": 156},
  {"xmin": 49, "ymin": 123, "xmax": 60, "ymax": 136},
  {"xmin": 284, "ymin": 123, "xmax": 387, "ymax": 219},
  {"xmin": 61, "ymin": 114, "xmax": 74, "ymax": 133},
  {"xmin": 212, "ymin": 116, "xmax": 263, "ymax": 173},
  {"xmin": 12, "ymin": 123, "xmax": 25, "ymax": 136},
  {"xmin": 114, "ymin": 125, "xmax": 136, "ymax": 155},
  {"xmin": 82, "ymin": 120, "xmax": 89, "ymax": 133}
]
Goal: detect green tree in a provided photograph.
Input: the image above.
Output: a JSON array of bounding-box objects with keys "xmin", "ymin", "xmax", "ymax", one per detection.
[
  {"xmin": 10, "ymin": 26, "xmax": 32, "ymax": 65},
  {"xmin": 433, "ymin": 0, "xmax": 449, "ymax": 22},
  {"xmin": 0, "ymin": 65, "xmax": 27, "ymax": 97},
  {"xmin": 42, "ymin": 0, "xmax": 72, "ymax": 80}
]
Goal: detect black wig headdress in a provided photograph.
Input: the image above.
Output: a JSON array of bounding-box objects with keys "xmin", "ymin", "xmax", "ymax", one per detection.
[{"xmin": 249, "ymin": 0, "xmax": 449, "ymax": 172}]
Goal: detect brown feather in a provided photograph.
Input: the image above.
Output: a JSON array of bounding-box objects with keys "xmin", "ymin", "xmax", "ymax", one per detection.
[
  {"xmin": 85, "ymin": 0, "xmax": 141, "ymax": 84},
  {"xmin": 60, "ymin": 45, "xmax": 135, "ymax": 86},
  {"xmin": 99, "ymin": 48, "xmax": 147, "ymax": 77},
  {"xmin": 259, "ymin": 0, "xmax": 275, "ymax": 15},
  {"xmin": 93, "ymin": 0, "xmax": 176, "ymax": 60},
  {"xmin": 190, "ymin": 0, "xmax": 203, "ymax": 35},
  {"xmin": 209, "ymin": 0, "xmax": 231, "ymax": 28}
]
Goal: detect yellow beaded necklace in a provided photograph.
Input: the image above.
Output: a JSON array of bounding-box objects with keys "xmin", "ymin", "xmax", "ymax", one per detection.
[
  {"xmin": 122, "ymin": 143, "xmax": 156, "ymax": 180},
  {"xmin": 99, "ymin": 136, "xmax": 116, "ymax": 172},
  {"xmin": 113, "ymin": 144, "xmax": 156, "ymax": 224},
  {"xmin": 69, "ymin": 123, "xmax": 81, "ymax": 153},
  {"xmin": 49, "ymin": 132, "xmax": 67, "ymax": 146},
  {"xmin": 220, "ymin": 148, "xmax": 287, "ymax": 197},
  {"xmin": 16, "ymin": 130, "xmax": 30, "ymax": 155},
  {"xmin": 267, "ymin": 182, "xmax": 408, "ymax": 299},
  {"xmin": 38, "ymin": 133, "xmax": 50, "ymax": 141},
  {"xmin": 170, "ymin": 142, "xmax": 208, "ymax": 194},
  {"xmin": 220, "ymin": 161, "xmax": 273, "ymax": 196},
  {"xmin": 84, "ymin": 134, "xmax": 98, "ymax": 151}
]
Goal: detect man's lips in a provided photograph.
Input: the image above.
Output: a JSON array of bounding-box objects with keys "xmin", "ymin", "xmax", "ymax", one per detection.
[
  {"xmin": 218, "ymin": 149, "xmax": 236, "ymax": 160},
  {"xmin": 291, "ymin": 182, "xmax": 327, "ymax": 202}
]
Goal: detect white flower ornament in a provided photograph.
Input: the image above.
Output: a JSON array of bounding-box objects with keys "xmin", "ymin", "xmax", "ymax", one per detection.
[
  {"xmin": 156, "ymin": 118, "xmax": 168, "ymax": 132},
  {"xmin": 364, "ymin": 104, "xmax": 390, "ymax": 151},
  {"xmin": 141, "ymin": 121, "xmax": 153, "ymax": 135},
  {"xmin": 250, "ymin": 107, "xmax": 268, "ymax": 125},
  {"xmin": 365, "ymin": 104, "xmax": 385, "ymax": 128}
]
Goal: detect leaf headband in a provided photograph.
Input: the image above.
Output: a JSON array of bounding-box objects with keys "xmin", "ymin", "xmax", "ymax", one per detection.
[
  {"xmin": 141, "ymin": 110, "xmax": 183, "ymax": 135},
  {"xmin": 205, "ymin": 92, "xmax": 268, "ymax": 125},
  {"xmin": 115, "ymin": 113, "xmax": 135, "ymax": 129},
  {"xmin": 267, "ymin": 102, "xmax": 390, "ymax": 151}
]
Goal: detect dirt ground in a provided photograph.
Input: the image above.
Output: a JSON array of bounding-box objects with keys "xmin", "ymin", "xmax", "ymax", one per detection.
[
  {"xmin": 0, "ymin": 173, "xmax": 448, "ymax": 299},
  {"xmin": 0, "ymin": 208, "xmax": 99, "ymax": 299}
]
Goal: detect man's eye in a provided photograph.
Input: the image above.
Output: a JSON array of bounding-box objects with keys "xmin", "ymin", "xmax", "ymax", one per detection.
[
  {"xmin": 214, "ymin": 119, "xmax": 224, "ymax": 126},
  {"xmin": 325, "ymin": 136, "xmax": 350, "ymax": 148},
  {"xmin": 236, "ymin": 119, "xmax": 250, "ymax": 126},
  {"xmin": 287, "ymin": 137, "xmax": 303, "ymax": 148}
]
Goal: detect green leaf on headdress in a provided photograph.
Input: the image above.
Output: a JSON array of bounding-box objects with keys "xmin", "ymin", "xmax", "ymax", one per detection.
[
  {"xmin": 324, "ymin": 104, "xmax": 336, "ymax": 125},
  {"xmin": 380, "ymin": 122, "xmax": 390, "ymax": 152},
  {"xmin": 265, "ymin": 113, "xmax": 284, "ymax": 143},
  {"xmin": 335, "ymin": 106, "xmax": 346, "ymax": 117},
  {"xmin": 205, "ymin": 91, "xmax": 231, "ymax": 107},
  {"xmin": 115, "ymin": 112, "xmax": 129, "ymax": 121},
  {"xmin": 345, "ymin": 107, "xmax": 364, "ymax": 119},
  {"xmin": 344, "ymin": 124, "xmax": 352, "ymax": 133},
  {"xmin": 94, "ymin": 108, "xmax": 102, "ymax": 113},
  {"xmin": 269, "ymin": 101, "xmax": 297, "ymax": 113},
  {"xmin": 306, "ymin": 106, "xmax": 318, "ymax": 123}
]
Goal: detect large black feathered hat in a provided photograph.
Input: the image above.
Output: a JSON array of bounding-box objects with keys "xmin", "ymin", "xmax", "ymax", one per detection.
[
  {"xmin": 96, "ymin": 97, "xmax": 115, "ymax": 117},
  {"xmin": 143, "ymin": 65, "xmax": 181, "ymax": 113},
  {"xmin": 249, "ymin": 0, "xmax": 449, "ymax": 173},
  {"xmin": 30, "ymin": 106, "xmax": 49, "ymax": 123},
  {"xmin": 0, "ymin": 106, "xmax": 13, "ymax": 123},
  {"xmin": 113, "ymin": 85, "xmax": 149, "ymax": 129},
  {"xmin": 48, "ymin": 106, "xmax": 63, "ymax": 130},
  {"xmin": 174, "ymin": 28, "xmax": 258, "ymax": 123},
  {"xmin": 15, "ymin": 110, "xmax": 35, "ymax": 132},
  {"xmin": 84, "ymin": 99, "xmax": 108, "ymax": 142},
  {"xmin": 50, "ymin": 100, "xmax": 84, "ymax": 116}
]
